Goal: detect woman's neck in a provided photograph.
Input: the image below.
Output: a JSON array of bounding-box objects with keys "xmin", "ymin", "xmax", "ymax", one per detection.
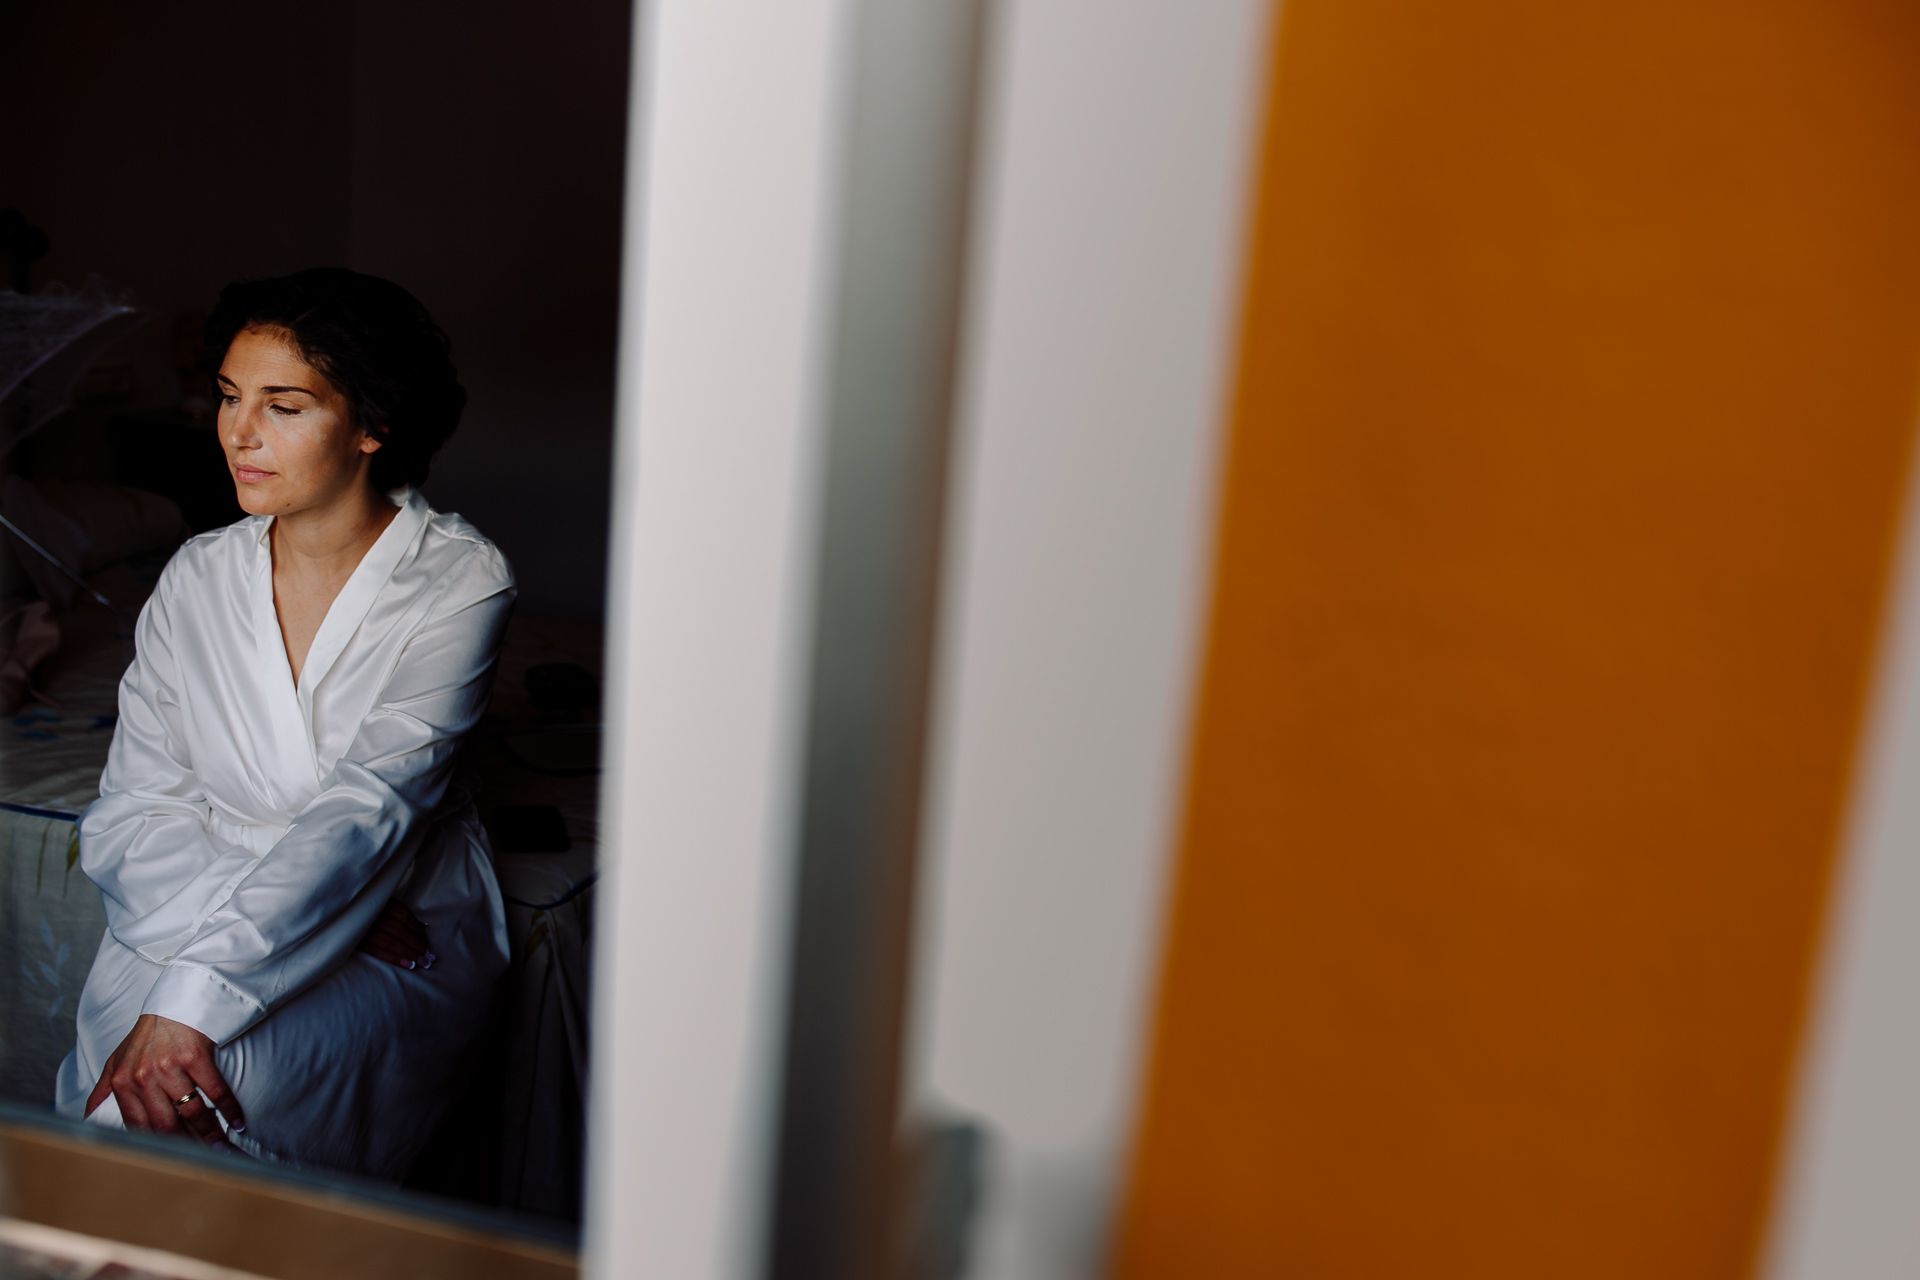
[{"xmin": 270, "ymin": 482, "xmax": 400, "ymax": 584}]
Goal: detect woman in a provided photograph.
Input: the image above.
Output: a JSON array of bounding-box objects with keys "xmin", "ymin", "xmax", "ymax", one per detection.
[{"xmin": 53, "ymin": 268, "xmax": 514, "ymax": 1177}]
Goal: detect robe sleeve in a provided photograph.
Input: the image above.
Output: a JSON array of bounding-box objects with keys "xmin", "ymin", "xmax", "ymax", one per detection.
[
  {"xmin": 81, "ymin": 566, "xmax": 260, "ymax": 944},
  {"xmin": 137, "ymin": 543, "xmax": 514, "ymax": 1045}
]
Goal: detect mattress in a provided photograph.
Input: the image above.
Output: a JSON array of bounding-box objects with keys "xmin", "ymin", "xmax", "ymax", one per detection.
[
  {"xmin": 416, "ymin": 610, "xmax": 602, "ymax": 1222},
  {"xmin": 0, "ymin": 559, "xmax": 149, "ymax": 1105}
]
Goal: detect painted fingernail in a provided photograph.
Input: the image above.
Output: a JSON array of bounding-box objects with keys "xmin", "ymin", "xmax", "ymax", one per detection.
[{"xmin": 405, "ymin": 960, "xmax": 416, "ymax": 969}]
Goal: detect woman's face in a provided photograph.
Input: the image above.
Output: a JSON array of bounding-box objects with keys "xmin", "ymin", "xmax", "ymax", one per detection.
[{"xmin": 215, "ymin": 326, "xmax": 383, "ymax": 518}]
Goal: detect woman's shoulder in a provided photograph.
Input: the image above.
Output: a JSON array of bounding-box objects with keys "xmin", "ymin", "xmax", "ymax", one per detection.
[
  {"xmin": 152, "ymin": 516, "xmax": 270, "ymax": 591},
  {"xmin": 414, "ymin": 506, "xmax": 516, "ymax": 599}
]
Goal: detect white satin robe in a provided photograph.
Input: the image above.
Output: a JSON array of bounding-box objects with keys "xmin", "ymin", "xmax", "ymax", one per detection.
[{"xmin": 54, "ymin": 488, "xmax": 514, "ymax": 1177}]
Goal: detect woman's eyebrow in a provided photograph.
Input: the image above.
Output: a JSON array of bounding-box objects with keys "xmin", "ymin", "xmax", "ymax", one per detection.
[{"xmin": 214, "ymin": 372, "xmax": 321, "ymax": 397}]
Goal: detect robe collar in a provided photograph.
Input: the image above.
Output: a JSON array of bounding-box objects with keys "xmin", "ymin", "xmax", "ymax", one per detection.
[
  {"xmin": 294, "ymin": 487, "xmax": 429, "ymax": 700},
  {"xmin": 252, "ymin": 489, "xmax": 432, "ymax": 775}
]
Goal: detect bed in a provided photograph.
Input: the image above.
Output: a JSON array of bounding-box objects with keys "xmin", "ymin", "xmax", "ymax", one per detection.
[{"xmin": 0, "ymin": 550, "xmax": 600, "ymax": 1224}]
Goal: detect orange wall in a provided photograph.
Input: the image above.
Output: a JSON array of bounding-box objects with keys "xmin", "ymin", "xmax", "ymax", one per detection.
[{"xmin": 1114, "ymin": 2, "xmax": 1920, "ymax": 1276}]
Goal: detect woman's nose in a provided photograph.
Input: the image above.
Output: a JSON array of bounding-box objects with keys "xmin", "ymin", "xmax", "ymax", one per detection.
[{"xmin": 223, "ymin": 404, "xmax": 260, "ymax": 449}]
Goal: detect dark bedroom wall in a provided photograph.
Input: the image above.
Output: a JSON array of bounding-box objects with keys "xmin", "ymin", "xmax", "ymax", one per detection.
[
  {"xmin": 349, "ymin": 0, "xmax": 631, "ymax": 622},
  {"xmin": 0, "ymin": 0, "xmax": 630, "ymax": 622},
  {"xmin": 0, "ymin": 1, "xmax": 356, "ymax": 409}
]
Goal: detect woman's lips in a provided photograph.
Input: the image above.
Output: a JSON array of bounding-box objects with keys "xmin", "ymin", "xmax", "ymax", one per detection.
[{"xmin": 234, "ymin": 466, "xmax": 275, "ymax": 483}]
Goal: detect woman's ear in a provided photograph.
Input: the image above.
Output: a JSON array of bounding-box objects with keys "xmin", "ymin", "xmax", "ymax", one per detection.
[{"xmin": 359, "ymin": 431, "xmax": 385, "ymax": 455}]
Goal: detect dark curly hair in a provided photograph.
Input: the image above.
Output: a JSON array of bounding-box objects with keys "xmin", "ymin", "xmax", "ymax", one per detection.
[{"xmin": 203, "ymin": 268, "xmax": 466, "ymax": 491}]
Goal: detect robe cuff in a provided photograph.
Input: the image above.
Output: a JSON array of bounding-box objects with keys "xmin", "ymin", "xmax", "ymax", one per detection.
[{"xmin": 141, "ymin": 961, "xmax": 264, "ymax": 1045}]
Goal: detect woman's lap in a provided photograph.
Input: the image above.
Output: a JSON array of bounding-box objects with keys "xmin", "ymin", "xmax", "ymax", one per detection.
[{"xmin": 57, "ymin": 902, "xmax": 502, "ymax": 1177}]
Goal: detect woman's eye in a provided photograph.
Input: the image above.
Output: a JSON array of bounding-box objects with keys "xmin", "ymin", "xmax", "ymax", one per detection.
[{"xmin": 270, "ymin": 403, "xmax": 301, "ymax": 416}]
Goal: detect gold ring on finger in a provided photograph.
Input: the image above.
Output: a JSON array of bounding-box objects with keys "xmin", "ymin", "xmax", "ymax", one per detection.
[{"xmin": 175, "ymin": 1091, "xmax": 197, "ymax": 1108}]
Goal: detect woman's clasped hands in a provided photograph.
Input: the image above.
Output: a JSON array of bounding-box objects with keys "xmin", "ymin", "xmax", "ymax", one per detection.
[
  {"xmin": 358, "ymin": 899, "xmax": 435, "ymax": 970},
  {"xmin": 85, "ymin": 899, "xmax": 434, "ymax": 1147},
  {"xmin": 85, "ymin": 1014, "xmax": 245, "ymax": 1146}
]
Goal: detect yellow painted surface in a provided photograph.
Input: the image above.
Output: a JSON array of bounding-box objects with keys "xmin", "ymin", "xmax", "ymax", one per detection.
[{"xmin": 1114, "ymin": 2, "xmax": 1920, "ymax": 1275}]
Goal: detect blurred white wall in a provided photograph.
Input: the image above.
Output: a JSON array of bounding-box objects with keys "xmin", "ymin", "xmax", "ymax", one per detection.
[
  {"xmin": 905, "ymin": 3, "xmax": 1273, "ymax": 1277},
  {"xmin": 1764, "ymin": 430, "xmax": 1920, "ymax": 1279},
  {"xmin": 586, "ymin": 0, "xmax": 845, "ymax": 1275}
]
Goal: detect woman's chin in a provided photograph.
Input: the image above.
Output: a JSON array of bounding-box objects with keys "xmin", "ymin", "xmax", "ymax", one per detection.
[{"xmin": 234, "ymin": 486, "xmax": 278, "ymax": 516}]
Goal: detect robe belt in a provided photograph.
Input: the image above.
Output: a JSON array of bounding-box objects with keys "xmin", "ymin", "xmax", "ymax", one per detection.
[
  {"xmin": 205, "ymin": 811, "xmax": 287, "ymax": 857},
  {"xmin": 205, "ymin": 789, "xmax": 475, "ymax": 858}
]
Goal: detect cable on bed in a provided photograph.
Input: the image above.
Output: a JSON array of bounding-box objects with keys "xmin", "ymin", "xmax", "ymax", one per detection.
[
  {"xmin": 0, "ymin": 512, "xmax": 132, "ymax": 634},
  {"xmin": 0, "ymin": 799, "xmax": 77, "ymax": 821},
  {"xmin": 500, "ymin": 870, "xmax": 599, "ymax": 911}
]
